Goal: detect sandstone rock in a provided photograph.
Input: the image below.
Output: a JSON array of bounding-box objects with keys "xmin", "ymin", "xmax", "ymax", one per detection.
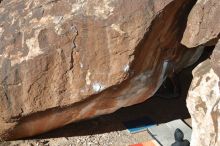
[
  {"xmin": 187, "ymin": 40, "xmax": 220, "ymax": 146},
  {"xmin": 182, "ymin": 1, "xmax": 220, "ymax": 145},
  {"xmin": 211, "ymin": 40, "xmax": 220, "ymax": 77},
  {"xmin": 181, "ymin": 0, "xmax": 220, "ymax": 48},
  {"xmin": 0, "ymin": 0, "xmax": 201, "ymax": 140},
  {"xmin": 187, "ymin": 58, "xmax": 220, "ymax": 146}
]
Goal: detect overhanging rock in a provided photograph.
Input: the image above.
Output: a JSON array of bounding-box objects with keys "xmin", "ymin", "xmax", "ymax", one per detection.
[{"xmin": 0, "ymin": 0, "xmax": 201, "ymax": 140}]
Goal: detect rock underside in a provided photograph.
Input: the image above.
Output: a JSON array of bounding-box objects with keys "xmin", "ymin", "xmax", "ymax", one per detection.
[{"xmin": 0, "ymin": 0, "xmax": 219, "ymax": 144}]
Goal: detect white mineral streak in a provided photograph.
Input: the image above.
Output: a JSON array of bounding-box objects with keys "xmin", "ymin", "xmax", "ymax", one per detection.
[
  {"xmin": 86, "ymin": 71, "xmax": 91, "ymax": 85},
  {"xmin": 71, "ymin": 0, "xmax": 115, "ymax": 19},
  {"xmin": 11, "ymin": 29, "xmax": 43, "ymax": 65},
  {"xmin": 111, "ymin": 24, "xmax": 125, "ymax": 35},
  {"xmin": 123, "ymin": 64, "xmax": 130, "ymax": 72},
  {"xmin": 93, "ymin": 0, "xmax": 115, "ymax": 19},
  {"xmin": 92, "ymin": 82, "xmax": 105, "ymax": 92},
  {"xmin": 155, "ymin": 60, "xmax": 169, "ymax": 91},
  {"xmin": 0, "ymin": 27, "xmax": 4, "ymax": 38}
]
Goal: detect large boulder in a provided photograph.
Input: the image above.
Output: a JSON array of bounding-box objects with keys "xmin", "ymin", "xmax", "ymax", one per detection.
[
  {"xmin": 0, "ymin": 0, "xmax": 201, "ymax": 140},
  {"xmin": 181, "ymin": 0, "xmax": 220, "ymax": 48},
  {"xmin": 182, "ymin": 0, "xmax": 220, "ymax": 145},
  {"xmin": 187, "ymin": 56, "xmax": 220, "ymax": 146}
]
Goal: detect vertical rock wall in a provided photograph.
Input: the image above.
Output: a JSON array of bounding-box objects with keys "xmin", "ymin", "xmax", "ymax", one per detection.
[{"xmin": 182, "ymin": 0, "xmax": 220, "ymax": 145}]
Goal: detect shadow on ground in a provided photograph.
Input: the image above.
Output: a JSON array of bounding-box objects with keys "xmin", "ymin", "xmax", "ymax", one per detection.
[{"xmin": 27, "ymin": 47, "xmax": 213, "ymax": 140}]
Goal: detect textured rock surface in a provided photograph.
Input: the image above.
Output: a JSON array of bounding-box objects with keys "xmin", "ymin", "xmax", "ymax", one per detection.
[
  {"xmin": 181, "ymin": 0, "xmax": 220, "ymax": 48},
  {"xmin": 0, "ymin": 0, "xmax": 202, "ymax": 140},
  {"xmin": 187, "ymin": 58, "xmax": 220, "ymax": 146},
  {"xmin": 182, "ymin": 0, "xmax": 220, "ymax": 145}
]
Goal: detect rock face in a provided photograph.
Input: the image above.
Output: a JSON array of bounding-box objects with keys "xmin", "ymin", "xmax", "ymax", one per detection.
[
  {"xmin": 181, "ymin": 0, "xmax": 220, "ymax": 48},
  {"xmin": 187, "ymin": 40, "xmax": 220, "ymax": 146},
  {"xmin": 187, "ymin": 58, "xmax": 220, "ymax": 146},
  {"xmin": 0, "ymin": 0, "xmax": 202, "ymax": 140},
  {"xmin": 182, "ymin": 0, "xmax": 220, "ymax": 145}
]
